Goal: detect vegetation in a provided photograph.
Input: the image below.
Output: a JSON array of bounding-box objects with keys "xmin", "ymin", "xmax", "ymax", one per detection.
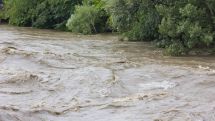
[
  {"xmin": 106, "ymin": 0, "xmax": 161, "ymax": 41},
  {"xmin": 0, "ymin": 0, "xmax": 215, "ymax": 55},
  {"xmin": 156, "ymin": 0, "xmax": 215, "ymax": 55},
  {"xmin": 66, "ymin": 0, "xmax": 109, "ymax": 34},
  {"xmin": 0, "ymin": 0, "xmax": 82, "ymax": 30}
]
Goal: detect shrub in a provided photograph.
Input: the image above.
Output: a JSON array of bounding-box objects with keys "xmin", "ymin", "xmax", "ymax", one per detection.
[
  {"xmin": 106, "ymin": 0, "xmax": 161, "ymax": 41},
  {"xmin": 2, "ymin": 0, "xmax": 215, "ymax": 56},
  {"xmin": 6, "ymin": 0, "xmax": 39, "ymax": 26},
  {"xmin": 32, "ymin": 0, "xmax": 82, "ymax": 30},
  {"xmin": 0, "ymin": 0, "xmax": 11, "ymax": 20},
  {"xmin": 156, "ymin": 0, "xmax": 215, "ymax": 55},
  {"xmin": 66, "ymin": 5, "xmax": 99, "ymax": 34},
  {"xmin": 66, "ymin": 0, "xmax": 109, "ymax": 34},
  {"xmin": 2, "ymin": 0, "xmax": 82, "ymax": 30}
]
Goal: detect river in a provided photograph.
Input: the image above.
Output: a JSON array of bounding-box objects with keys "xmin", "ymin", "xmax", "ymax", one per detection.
[{"xmin": 0, "ymin": 25, "xmax": 215, "ymax": 121}]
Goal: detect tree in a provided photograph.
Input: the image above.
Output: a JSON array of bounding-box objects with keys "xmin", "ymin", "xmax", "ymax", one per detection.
[
  {"xmin": 32, "ymin": 0, "xmax": 82, "ymax": 30},
  {"xmin": 106, "ymin": 0, "xmax": 161, "ymax": 41},
  {"xmin": 2, "ymin": 0, "xmax": 82, "ymax": 30},
  {"xmin": 66, "ymin": 0, "xmax": 109, "ymax": 34},
  {"xmin": 156, "ymin": 0, "xmax": 215, "ymax": 55}
]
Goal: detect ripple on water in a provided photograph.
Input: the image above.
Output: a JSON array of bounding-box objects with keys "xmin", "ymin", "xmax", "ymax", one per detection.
[{"xmin": 1, "ymin": 25, "xmax": 215, "ymax": 121}]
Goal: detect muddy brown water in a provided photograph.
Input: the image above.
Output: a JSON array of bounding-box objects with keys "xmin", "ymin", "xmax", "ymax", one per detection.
[{"xmin": 0, "ymin": 25, "xmax": 215, "ymax": 121}]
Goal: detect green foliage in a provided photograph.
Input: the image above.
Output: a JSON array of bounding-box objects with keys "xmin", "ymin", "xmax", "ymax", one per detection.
[
  {"xmin": 156, "ymin": 0, "xmax": 215, "ymax": 55},
  {"xmin": 1, "ymin": 0, "xmax": 215, "ymax": 56},
  {"xmin": 66, "ymin": 5, "xmax": 99, "ymax": 34},
  {"xmin": 165, "ymin": 41, "xmax": 187, "ymax": 56},
  {"xmin": 0, "ymin": 0, "xmax": 11, "ymax": 20},
  {"xmin": 106, "ymin": 0, "xmax": 161, "ymax": 41},
  {"xmin": 66, "ymin": 0, "xmax": 109, "ymax": 34},
  {"xmin": 2, "ymin": 0, "xmax": 81, "ymax": 30},
  {"xmin": 6, "ymin": 0, "xmax": 39, "ymax": 26},
  {"xmin": 32, "ymin": 0, "xmax": 82, "ymax": 30}
]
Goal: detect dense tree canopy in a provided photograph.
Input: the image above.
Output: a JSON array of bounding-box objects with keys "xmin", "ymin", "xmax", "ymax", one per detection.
[
  {"xmin": 106, "ymin": 0, "xmax": 161, "ymax": 41},
  {"xmin": 156, "ymin": 0, "xmax": 215, "ymax": 55},
  {"xmin": 0, "ymin": 0, "xmax": 82, "ymax": 29},
  {"xmin": 0, "ymin": 0, "xmax": 214, "ymax": 55}
]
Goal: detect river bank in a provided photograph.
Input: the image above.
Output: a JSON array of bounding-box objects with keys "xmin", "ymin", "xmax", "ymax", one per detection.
[{"xmin": 1, "ymin": 25, "xmax": 215, "ymax": 121}]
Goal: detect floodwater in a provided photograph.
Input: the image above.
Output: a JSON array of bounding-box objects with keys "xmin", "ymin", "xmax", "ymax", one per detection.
[{"xmin": 0, "ymin": 25, "xmax": 215, "ymax": 121}]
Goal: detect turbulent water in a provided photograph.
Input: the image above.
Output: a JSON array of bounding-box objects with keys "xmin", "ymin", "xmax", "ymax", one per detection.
[{"xmin": 0, "ymin": 25, "xmax": 215, "ymax": 121}]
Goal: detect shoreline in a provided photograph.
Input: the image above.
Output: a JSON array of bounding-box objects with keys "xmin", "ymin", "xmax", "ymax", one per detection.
[{"xmin": 1, "ymin": 24, "xmax": 215, "ymax": 57}]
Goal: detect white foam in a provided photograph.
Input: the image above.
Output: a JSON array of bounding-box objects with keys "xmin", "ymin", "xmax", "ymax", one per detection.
[{"xmin": 138, "ymin": 81, "xmax": 177, "ymax": 90}]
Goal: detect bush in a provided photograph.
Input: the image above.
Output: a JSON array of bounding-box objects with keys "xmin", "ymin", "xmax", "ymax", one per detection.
[
  {"xmin": 2, "ymin": 0, "xmax": 215, "ymax": 56},
  {"xmin": 32, "ymin": 0, "xmax": 82, "ymax": 30},
  {"xmin": 66, "ymin": 5, "xmax": 99, "ymax": 34},
  {"xmin": 156, "ymin": 0, "xmax": 215, "ymax": 55},
  {"xmin": 0, "ymin": 0, "xmax": 11, "ymax": 20},
  {"xmin": 106, "ymin": 0, "xmax": 161, "ymax": 41},
  {"xmin": 2, "ymin": 0, "xmax": 82, "ymax": 30},
  {"xmin": 6, "ymin": 0, "xmax": 39, "ymax": 26},
  {"xmin": 66, "ymin": 0, "xmax": 109, "ymax": 34}
]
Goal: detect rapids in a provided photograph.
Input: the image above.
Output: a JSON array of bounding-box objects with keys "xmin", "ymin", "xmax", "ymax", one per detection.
[{"xmin": 0, "ymin": 25, "xmax": 215, "ymax": 121}]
